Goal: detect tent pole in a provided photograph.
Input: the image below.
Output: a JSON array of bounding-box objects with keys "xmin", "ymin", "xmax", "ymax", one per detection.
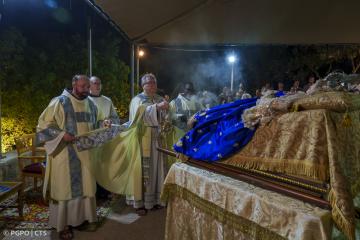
[
  {"xmin": 0, "ymin": 93, "xmax": 4, "ymax": 159},
  {"xmin": 131, "ymin": 44, "xmax": 135, "ymax": 98},
  {"xmin": 0, "ymin": 0, "xmax": 4, "ymax": 159},
  {"xmin": 88, "ymin": 14, "xmax": 92, "ymax": 76},
  {"xmin": 84, "ymin": 0, "xmax": 131, "ymax": 43},
  {"xmin": 136, "ymin": 45, "xmax": 140, "ymax": 93}
]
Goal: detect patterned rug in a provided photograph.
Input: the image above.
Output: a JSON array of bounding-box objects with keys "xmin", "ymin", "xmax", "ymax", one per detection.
[{"xmin": 0, "ymin": 192, "xmax": 113, "ymax": 231}]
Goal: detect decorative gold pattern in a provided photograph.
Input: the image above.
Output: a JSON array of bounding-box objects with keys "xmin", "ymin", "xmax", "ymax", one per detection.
[
  {"xmin": 162, "ymin": 184, "xmax": 286, "ymax": 240},
  {"xmin": 162, "ymin": 163, "xmax": 332, "ymax": 240},
  {"xmin": 223, "ymin": 108, "xmax": 360, "ymax": 239},
  {"xmin": 225, "ymin": 109, "xmax": 331, "ymax": 181},
  {"xmin": 293, "ymin": 91, "xmax": 360, "ymax": 112}
]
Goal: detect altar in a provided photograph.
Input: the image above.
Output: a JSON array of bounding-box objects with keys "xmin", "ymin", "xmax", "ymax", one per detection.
[
  {"xmin": 161, "ymin": 162, "xmax": 333, "ymax": 240},
  {"xmin": 167, "ymin": 87, "xmax": 360, "ymax": 239}
]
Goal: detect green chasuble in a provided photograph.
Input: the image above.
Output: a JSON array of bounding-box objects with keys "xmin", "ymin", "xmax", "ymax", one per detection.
[{"xmin": 76, "ymin": 92, "xmax": 184, "ymax": 204}]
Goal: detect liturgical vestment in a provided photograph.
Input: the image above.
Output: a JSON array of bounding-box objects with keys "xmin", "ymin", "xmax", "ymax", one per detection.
[
  {"xmin": 126, "ymin": 92, "xmax": 168, "ymax": 209},
  {"xmin": 36, "ymin": 89, "xmax": 100, "ymax": 232}
]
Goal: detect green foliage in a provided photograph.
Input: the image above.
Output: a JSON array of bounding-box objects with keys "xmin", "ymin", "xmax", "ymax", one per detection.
[
  {"xmin": 0, "ymin": 27, "xmax": 26, "ymax": 90},
  {"xmin": 241, "ymin": 46, "xmax": 292, "ymax": 91},
  {"xmin": 1, "ymin": 117, "xmax": 31, "ymax": 152},
  {"xmin": 92, "ymin": 33, "xmax": 131, "ymax": 119},
  {"xmin": 288, "ymin": 45, "xmax": 360, "ymax": 80},
  {"xmin": 1, "ymin": 87, "xmax": 53, "ymax": 152},
  {"xmin": 0, "ymin": 27, "xmax": 130, "ymax": 152},
  {"xmin": 241, "ymin": 44, "xmax": 360, "ymax": 92}
]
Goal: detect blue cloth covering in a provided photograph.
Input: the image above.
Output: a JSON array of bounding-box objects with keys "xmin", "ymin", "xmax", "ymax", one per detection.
[
  {"xmin": 174, "ymin": 98, "xmax": 258, "ymax": 161},
  {"xmin": 0, "ymin": 185, "xmax": 11, "ymax": 193},
  {"xmin": 275, "ymin": 90, "xmax": 285, "ymax": 97}
]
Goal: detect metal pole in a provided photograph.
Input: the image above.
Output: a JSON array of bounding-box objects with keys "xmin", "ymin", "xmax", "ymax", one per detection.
[
  {"xmin": 83, "ymin": 0, "xmax": 131, "ymax": 43},
  {"xmin": 88, "ymin": 16, "xmax": 92, "ymax": 76},
  {"xmin": 230, "ymin": 64, "xmax": 234, "ymax": 92},
  {"xmin": 131, "ymin": 44, "xmax": 135, "ymax": 98},
  {"xmin": 0, "ymin": 0, "xmax": 4, "ymax": 159},
  {"xmin": 136, "ymin": 46, "xmax": 140, "ymax": 93},
  {"xmin": 0, "ymin": 93, "xmax": 4, "ymax": 159}
]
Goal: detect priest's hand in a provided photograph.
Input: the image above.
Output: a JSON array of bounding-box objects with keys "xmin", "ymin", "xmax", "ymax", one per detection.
[
  {"xmin": 103, "ymin": 119, "xmax": 112, "ymax": 128},
  {"xmin": 156, "ymin": 101, "xmax": 169, "ymax": 111},
  {"xmin": 63, "ymin": 133, "xmax": 76, "ymax": 143}
]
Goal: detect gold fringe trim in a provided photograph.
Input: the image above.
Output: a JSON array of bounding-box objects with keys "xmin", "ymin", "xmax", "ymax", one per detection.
[
  {"xmin": 161, "ymin": 183, "xmax": 286, "ymax": 240},
  {"xmin": 243, "ymin": 167, "xmax": 328, "ymax": 193},
  {"xmin": 329, "ymin": 189, "xmax": 355, "ymax": 240},
  {"xmin": 291, "ymin": 104, "xmax": 299, "ymax": 112},
  {"xmin": 224, "ymin": 156, "xmax": 329, "ymax": 181},
  {"xmin": 342, "ymin": 111, "xmax": 352, "ymax": 127}
]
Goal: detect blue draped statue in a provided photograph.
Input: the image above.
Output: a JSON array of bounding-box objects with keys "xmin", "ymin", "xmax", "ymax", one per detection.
[{"xmin": 174, "ymin": 98, "xmax": 258, "ymax": 162}]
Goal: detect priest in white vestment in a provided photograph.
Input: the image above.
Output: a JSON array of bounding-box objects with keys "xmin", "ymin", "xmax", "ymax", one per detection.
[
  {"xmin": 125, "ymin": 73, "xmax": 170, "ymax": 215},
  {"xmin": 169, "ymin": 82, "xmax": 204, "ymax": 131},
  {"xmin": 36, "ymin": 75, "xmax": 101, "ymax": 238},
  {"xmin": 88, "ymin": 76, "xmax": 120, "ymax": 125},
  {"xmin": 88, "ymin": 75, "xmax": 120, "ymax": 200}
]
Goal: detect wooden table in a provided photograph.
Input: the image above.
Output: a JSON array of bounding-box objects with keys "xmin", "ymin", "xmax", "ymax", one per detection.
[{"xmin": 0, "ymin": 182, "xmax": 24, "ymax": 219}]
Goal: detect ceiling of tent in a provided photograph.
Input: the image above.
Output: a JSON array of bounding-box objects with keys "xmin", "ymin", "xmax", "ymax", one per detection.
[{"xmin": 93, "ymin": 0, "xmax": 360, "ymax": 45}]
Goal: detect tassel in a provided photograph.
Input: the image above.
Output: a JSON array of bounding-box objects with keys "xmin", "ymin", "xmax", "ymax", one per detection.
[
  {"xmin": 342, "ymin": 112, "xmax": 352, "ymax": 127},
  {"xmin": 291, "ymin": 104, "xmax": 299, "ymax": 112}
]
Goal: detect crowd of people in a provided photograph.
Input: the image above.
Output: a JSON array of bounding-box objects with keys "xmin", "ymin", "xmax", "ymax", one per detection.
[{"xmin": 214, "ymin": 74, "xmax": 319, "ymax": 105}]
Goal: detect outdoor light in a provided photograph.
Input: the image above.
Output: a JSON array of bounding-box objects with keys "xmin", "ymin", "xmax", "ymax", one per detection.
[
  {"xmin": 138, "ymin": 49, "xmax": 145, "ymax": 57},
  {"xmin": 228, "ymin": 55, "xmax": 236, "ymax": 63},
  {"xmin": 227, "ymin": 53, "xmax": 237, "ymax": 92},
  {"xmin": 137, "ymin": 49, "xmax": 145, "ymax": 91}
]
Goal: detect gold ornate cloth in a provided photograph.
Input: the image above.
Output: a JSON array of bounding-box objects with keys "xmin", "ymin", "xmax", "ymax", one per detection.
[
  {"xmin": 161, "ymin": 163, "xmax": 333, "ymax": 240},
  {"xmin": 223, "ymin": 109, "xmax": 360, "ymax": 239},
  {"xmin": 293, "ymin": 91, "xmax": 360, "ymax": 112}
]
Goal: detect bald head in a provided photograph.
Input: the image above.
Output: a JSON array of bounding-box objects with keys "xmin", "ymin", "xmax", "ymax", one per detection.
[{"xmin": 90, "ymin": 76, "xmax": 102, "ymax": 96}]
